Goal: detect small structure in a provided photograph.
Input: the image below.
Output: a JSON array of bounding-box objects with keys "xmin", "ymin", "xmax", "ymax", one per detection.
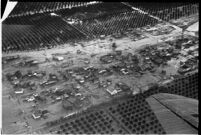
[
  {"xmin": 62, "ymin": 99, "xmax": 74, "ymax": 110},
  {"xmin": 77, "ymin": 50, "xmax": 81, "ymax": 54},
  {"xmin": 32, "ymin": 110, "xmax": 42, "ymax": 119},
  {"xmin": 106, "ymin": 88, "xmax": 121, "ymax": 96},
  {"xmin": 115, "ymin": 50, "xmax": 122, "ymax": 55},
  {"xmin": 112, "ymin": 43, "xmax": 117, "ymax": 51},
  {"xmin": 100, "ymin": 35, "xmax": 105, "ymax": 40},
  {"xmin": 29, "ymin": 60, "xmax": 39, "ymax": 66},
  {"xmin": 115, "ymin": 82, "xmax": 131, "ymax": 92},
  {"xmin": 53, "ymin": 56, "xmax": 64, "ymax": 61},
  {"xmin": 26, "ymin": 96, "xmax": 35, "ymax": 102},
  {"xmin": 15, "ymin": 89, "xmax": 24, "ymax": 94},
  {"xmin": 50, "ymin": 13, "xmax": 59, "ymax": 16}
]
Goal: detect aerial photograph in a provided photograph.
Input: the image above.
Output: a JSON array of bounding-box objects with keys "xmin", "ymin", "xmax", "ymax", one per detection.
[{"xmin": 1, "ymin": 2, "xmax": 199, "ymax": 134}]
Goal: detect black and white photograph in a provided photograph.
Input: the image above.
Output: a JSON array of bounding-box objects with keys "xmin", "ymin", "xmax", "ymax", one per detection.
[{"xmin": 1, "ymin": 2, "xmax": 199, "ymax": 134}]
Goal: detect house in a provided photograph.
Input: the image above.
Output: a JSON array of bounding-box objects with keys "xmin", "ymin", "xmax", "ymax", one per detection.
[
  {"xmin": 32, "ymin": 110, "xmax": 42, "ymax": 119},
  {"xmin": 106, "ymin": 88, "xmax": 120, "ymax": 95},
  {"xmin": 100, "ymin": 35, "xmax": 105, "ymax": 40},
  {"xmin": 26, "ymin": 96, "xmax": 35, "ymax": 102},
  {"xmin": 62, "ymin": 99, "xmax": 73, "ymax": 110},
  {"xmin": 53, "ymin": 56, "xmax": 64, "ymax": 61},
  {"xmin": 115, "ymin": 82, "xmax": 131, "ymax": 92},
  {"xmin": 15, "ymin": 89, "xmax": 24, "ymax": 94}
]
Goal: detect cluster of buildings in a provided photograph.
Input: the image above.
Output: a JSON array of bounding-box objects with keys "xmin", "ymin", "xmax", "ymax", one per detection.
[
  {"xmin": 4, "ymin": 32, "xmax": 198, "ymax": 123},
  {"xmin": 143, "ymin": 23, "xmax": 176, "ymax": 36}
]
